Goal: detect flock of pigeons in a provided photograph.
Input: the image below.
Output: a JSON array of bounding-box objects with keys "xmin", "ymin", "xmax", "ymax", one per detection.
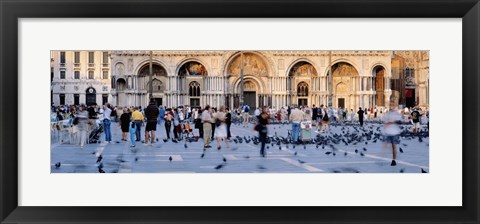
[{"xmin": 53, "ymin": 122, "xmax": 429, "ymax": 173}]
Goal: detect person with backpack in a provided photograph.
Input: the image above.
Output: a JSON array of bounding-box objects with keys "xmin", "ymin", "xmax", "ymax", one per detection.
[{"xmin": 242, "ymin": 104, "xmax": 250, "ymax": 127}]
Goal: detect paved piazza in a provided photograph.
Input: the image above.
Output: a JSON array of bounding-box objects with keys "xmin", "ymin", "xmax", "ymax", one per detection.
[{"xmin": 51, "ymin": 121, "xmax": 429, "ymax": 173}]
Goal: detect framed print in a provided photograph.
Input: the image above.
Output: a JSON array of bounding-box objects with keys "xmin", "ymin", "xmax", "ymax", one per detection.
[{"xmin": 1, "ymin": 0, "xmax": 479, "ymax": 223}]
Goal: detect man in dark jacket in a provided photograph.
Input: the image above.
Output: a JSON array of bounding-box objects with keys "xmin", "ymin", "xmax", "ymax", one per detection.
[
  {"xmin": 357, "ymin": 107, "xmax": 365, "ymax": 127},
  {"xmin": 144, "ymin": 98, "xmax": 160, "ymax": 145}
]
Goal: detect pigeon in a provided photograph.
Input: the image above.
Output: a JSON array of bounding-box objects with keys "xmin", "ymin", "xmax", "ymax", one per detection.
[
  {"xmin": 355, "ymin": 149, "xmax": 358, "ymax": 153},
  {"xmin": 360, "ymin": 152, "xmax": 365, "ymax": 156},
  {"xmin": 399, "ymin": 147, "xmax": 404, "ymax": 153},
  {"xmin": 163, "ymin": 139, "xmax": 168, "ymax": 143},
  {"xmin": 243, "ymin": 155, "xmax": 250, "ymax": 159},
  {"xmin": 298, "ymin": 159, "xmax": 306, "ymax": 164},
  {"xmin": 184, "ymin": 143, "xmax": 188, "ymax": 149},
  {"xmin": 400, "ymin": 168, "xmax": 405, "ymax": 173},
  {"xmin": 200, "ymin": 153, "xmax": 205, "ymax": 158},
  {"xmin": 365, "ymin": 142, "xmax": 368, "ymax": 145},
  {"xmin": 363, "ymin": 147, "xmax": 367, "ymax": 151},
  {"xmin": 135, "ymin": 157, "xmax": 138, "ymax": 162},
  {"xmin": 325, "ymin": 152, "xmax": 332, "ymax": 155},
  {"xmin": 303, "ymin": 145, "xmax": 306, "ymax": 150},
  {"xmin": 223, "ymin": 157, "xmax": 227, "ymax": 163},
  {"xmin": 156, "ymin": 138, "xmax": 159, "ymax": 142},
  {"xmin": 293, "ymin": 145, "xmax": 296, "ymax": 149},
  {"xmin": 421, "ymin": 168, "xmax": 428, "ymax": 173},
  {"xmin": 169, "ymin": 156, "xmax": 173, "ymax": 162},
  {"xmin": 172, "ymin": 139, "xmax": 178, "ymax": 143},
  {"xmin": 257, "ymin": 165, "xmax": 266, "ymax": 170},
  {"xmin": 332, "ymin": 152, "xmax": 336, "ymax": 156},
  {"xmin": 96, "ymin": 155, "xmax": 103, "ymax": 163},
  {"xmin": 214, "ymin": 164, "xmax": 224, "ymax": 170},
  {"xmin": 279, "ymin": 146, "xmax": 282, "ymax": 150},
  {"xmin": 294, "ymin": 151, "xmax": 298, "ymax": 156},
  {"xmin": 55, "ymin": 162, "xmax": 61, "ymax": 168},
  {"xmin": 344, "ymin": 152, "xmax": 348, "ymax": 156},
  {"xmin": 115, "ymin": 141, "xmax": 120, "ymax": 144}
]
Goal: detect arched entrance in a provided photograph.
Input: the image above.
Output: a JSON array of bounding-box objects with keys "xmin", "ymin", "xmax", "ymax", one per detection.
[
  {"xmin": 85, "ymin": 87, "xmax": 96, "ymax": 106},
  {"xmin": 331, "ymin": 62, "xmax": 359, "ymax": 110},
  {"xmin": 287, "ymin": 61, "xmax": 318, "ymax": 107},
  {"xmin": 243, "ymin": 80, "xmax": 257, "ymax": 110},
  {"xmin": 178, "ymin": 61, "xmax": 207, "ymax": 107},
  {"xmin": 137, "ymin": 63, "xmax": 167, "ymax": 106},
  {"xmin": 373, "ymin": 66, "xmax": 386, "ymax": 107}
]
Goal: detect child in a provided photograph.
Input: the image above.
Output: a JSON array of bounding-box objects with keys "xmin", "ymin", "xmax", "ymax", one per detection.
[{"xmin": 129, "ymin": 120, "xmax": 136, "ymax": 148}]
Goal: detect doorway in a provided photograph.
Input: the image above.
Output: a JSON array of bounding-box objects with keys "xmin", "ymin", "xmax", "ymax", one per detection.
[
  {"xmin": 338, "ymin": 98, "xmax": 345, "ymax": 109},
  {"xmin": 298, "ymin": 98, "xmax": 308, "ymax": 107},
  {"xmin": 85, "ymin": 87, "xmax": 96, "ymax": 106},
  {"xmin": 244, "ymin": 91, "xmax": 256, "ymax": 112}
]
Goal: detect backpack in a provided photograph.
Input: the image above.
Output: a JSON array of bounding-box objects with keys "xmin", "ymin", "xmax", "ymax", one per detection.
[
  {"xmin": 323, "ymin": 114, "xmax": 329, "ymax": 121},
  {"xmin": 244, "ymin": 105, "xmax": 250, "ymax": 112}
]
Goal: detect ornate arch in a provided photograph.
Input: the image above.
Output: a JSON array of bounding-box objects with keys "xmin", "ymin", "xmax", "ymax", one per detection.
[
  {"xmin": 133, "ymin": 59, "xmax": 169, "ymax": 76},
  {"xmin": 370, "ymin": 63, "xmax": 388, "ymax": 77},
  {"xmin": 114, "ymin": 62, "xmax": 125, "ymax": 76},
  {"xmin": 232, "ymin": 76, "xmax": 265, "ymax": 94},
  {"xmin": 176, "ymin": 58, "xmax": 209, "ymax": 76},
  {"xmin": 223, "ymin": 51, "xmax": 275, "ymax": 78},
  {"xmin": 324, "ymin": 59, "xmax": 361, "ymax": 77},
  {"xmin": 285, "ymin": 58, "xmax": 320, "ymax": 77}
]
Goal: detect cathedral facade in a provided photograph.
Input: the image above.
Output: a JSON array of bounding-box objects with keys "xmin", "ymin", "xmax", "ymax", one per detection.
[{"xmin": 51, "ymin": 50, "xmax": 429, "ymax": 110}]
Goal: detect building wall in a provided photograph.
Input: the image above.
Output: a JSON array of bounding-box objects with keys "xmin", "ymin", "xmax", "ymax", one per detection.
[
  {"xmin": 51, "ymin": 50, "xmax": 428, "ymax": 111},
  {"xmin": 51, "ymin": 51, "xmax": 111, "ymax": 106}
]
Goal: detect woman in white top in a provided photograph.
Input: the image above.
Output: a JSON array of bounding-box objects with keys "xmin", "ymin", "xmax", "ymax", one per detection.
[{"xmin": 214, "ymin": 106, "xmax": 229, "ymax": 150}]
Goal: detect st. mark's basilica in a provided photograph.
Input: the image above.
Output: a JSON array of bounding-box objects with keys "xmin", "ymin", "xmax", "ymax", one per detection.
[{"xmin": 51, "ymin": 50, "xmax": 429, "ymax": 110}]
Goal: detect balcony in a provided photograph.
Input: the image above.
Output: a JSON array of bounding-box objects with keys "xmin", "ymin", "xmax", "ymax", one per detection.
[
  {"xmin": 88, "ymin": 63, "xmax": 95, "ymax": 68},
  {"xmin": 74, "ymin": 63, "xmax": 80, "ymax": 67},
  {"xmin": 102, "ymin": 63, "xmax": 109, "ymax": 67}
]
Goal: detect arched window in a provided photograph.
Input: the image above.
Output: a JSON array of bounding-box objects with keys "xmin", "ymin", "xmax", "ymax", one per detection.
[
  {"xmin": 297, "ymin": 82, "xmax": 309, "ymax": 96},
  {"xmin": 189, "ymin": 81, "xmax": 201, "ymax": 97}
]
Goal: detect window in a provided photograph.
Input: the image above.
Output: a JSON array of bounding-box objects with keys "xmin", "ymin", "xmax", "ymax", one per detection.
[
  {"xmin": 88, "ymin": 52, "xmax": 94, "ymax": 64},
  {"xmin": 102, "ymin": 94, "xmax": 108, "ymax": 105},
  {"xmin": 152, "ymin": 79, "xmax": 162, "ymax": 92},
  {"xmin": 111, "ymin": 76, "xmax": 116, "ymax": 89},
  {"xmin": 102, "ymin": 52, "xmax": 108, "ymax": 65},
  {"xmin": 74, "ymin": 94, "xmax": 79, "ymax": 105},
  {"xmin": 74, "ymin": 71, "xmax": 80, "ymax": 79},
  {"xmin": 88, "ymin": 71, "xmax": 94, "ymax": 79},
  {"xmin": 60, "ymin": 71, "xmax": 65, "ymax": 79},
  {"xmin": 103, "ymin": 70, "xmax": 108, "ymax": 79},
  {"xmin": 189, "ymin": 81, "xmax": 201, "ymax": 97},
  {"xmin": 60, "ymin": 52, "xmax": 65, "ymax": 64},
  {"xmin": 59, "ymin": 94, "xmax": 65, "ymax": 105},
  {"xmin": 297, "ymin": 82, "xmax": 308, "ymax": 96},
  {"xmin": 74, "ymin": 52, "xmax": 80, "ymax": 64}
]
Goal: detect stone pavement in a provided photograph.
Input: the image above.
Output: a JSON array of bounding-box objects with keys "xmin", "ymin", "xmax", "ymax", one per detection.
[{"xmin": 51, "ymin": 121, "xmax": 429, "ymax": 173}]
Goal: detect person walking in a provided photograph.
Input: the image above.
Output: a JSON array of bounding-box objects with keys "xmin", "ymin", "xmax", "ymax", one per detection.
[
  {"xmin": 225, "ymin": 107, "xmax": 232, "ymax": 140},
  {"xmin": 103, "ymin": 103, "xmax": 112, "ymax": 143},
  {"xmin": 76, "ymin": 105, "xmax": 89, "ymax": 148},
  {"xmin": 289, "ymin": 106, "xmax": 304, "ymax": 144},
  {"xmin": 201, "ymin": 105, "xmax": 213, "ymax": 149},
  {"xmin": 411, "ymin": 107, "xmax": 422, "ymax": 133},
  {"xmin": 214, "ymin": 106, "xmax": 229, "ymax": 150},
  {"xmin": 256, "ymin": 110, "xmax": 270, "ymax": 157},
  {"xmin": 131, "ymin": 107, "xmax": 144, "ymax": 142},
  {"xmin": 383, "ymin": 108, "xmax": 402, "ymax": 166},
  {"xmin": 164, "ymin": 108, "xmax": 174, "ymax": 140},
  {"xmin": 129, "ymin": 119, "xmax": 137, "ymax": 148},
  {"xmin": 357, "ymin": 107, "xmax": 365, "ymax": 127},
  {"xmin": 321, "ymin": 108, "xmax": 330, "ymax": 133},
  {"xmin": 144, "ymin": 99, "xmax": 160, "ymax": 146}
]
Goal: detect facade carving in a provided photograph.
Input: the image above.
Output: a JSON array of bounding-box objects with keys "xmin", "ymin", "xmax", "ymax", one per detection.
[{"xmin": 51, "ymin": 50, "xmax": 429, "ymax": 110}]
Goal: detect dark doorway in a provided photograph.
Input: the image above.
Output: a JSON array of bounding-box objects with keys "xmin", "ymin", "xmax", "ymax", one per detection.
[
  {"xmin": 298, "ymin": 98, "xmax": 308, "ymax": 107},
  {"xmin": 406, "ymin": 89, "xmax": 416, "ymax": 108},
  {"xmin": 102, "ymin": 94, "xmax": 108, "ymax": 106},
  {"xmin": 74, "ymin": 94, "xmax": 79, "ymax": 105},
  {"xmin": 86, "ymin": 87, "xmax": 96, "ymax": 106},
  {"xmin": 59, "ymin": 94, "xmax": 65, "ymax": 105},
  {"xmin": 154, "ymin": 98, "xmax": 163, "ymax": 107},
  {"xmin": 338, "ymin": 98, "xmax": 345, "ymax": 109},
  {"xmin": 190, "ymin": 98, "xmax": 199, "ymax": 108},
  {"xmin": 244, "ymin": 91, "xmax": 256, "ymax": 113}
]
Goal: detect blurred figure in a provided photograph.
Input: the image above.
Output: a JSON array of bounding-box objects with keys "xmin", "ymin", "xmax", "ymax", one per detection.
[
  {"xmin": 383, "ymin": 108, "xmax": 402, "ymax": 166},
  {"xmin": 411, "ymin": 107, "xmax": 421, "ymax": 133},
  {"xmin": 214, "ymin": 106, "xmax": 229, "ymax": 150},
  {"xmin": 76, "ymin": 105, "xmax": 89, "ymax": 148},
  {"xmin": 131, "ymin": 107, "xmax": 144, "ymax": 142},
  {"xmin": 103, "ymin": 103, "xmax": 112, "ymax": 143},
  {"xmin": 256, "ymin": 110, "xmax": 270, "ymax": 157},
  {"xmin": 144, "ymin": 99, "xmax": 160, "ymax": 145},
  {"xmin": 225, "ymin": 107, "xmax": 232, "ymax": 140},
  {"xmin": 242, "ymin": 104, "xmax": 250, "ymax": 127}
]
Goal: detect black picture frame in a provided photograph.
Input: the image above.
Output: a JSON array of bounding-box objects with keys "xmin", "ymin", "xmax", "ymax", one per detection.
[{"xmin": 1, "ymin": 0, "xmax": 479, "ymax": 223}]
